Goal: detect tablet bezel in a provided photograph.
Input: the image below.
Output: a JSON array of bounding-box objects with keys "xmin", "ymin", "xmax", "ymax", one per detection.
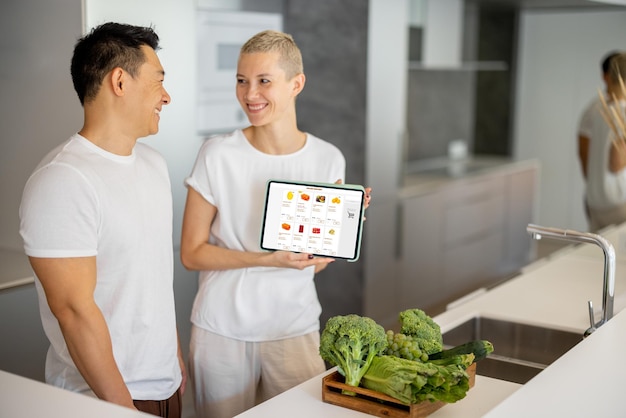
[{"xmin": 259, "ymin": 179, "xmax": 365, "ymax": 262}]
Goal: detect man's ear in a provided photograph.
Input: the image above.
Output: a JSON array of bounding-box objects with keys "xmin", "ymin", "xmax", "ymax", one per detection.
[
  {"xmin": 292, "ymin": 73, "xmax": 306, "ymax": 97},
  {"xmin": 110, "ymin": 67, "xmax": 125, "ymax": 96}
]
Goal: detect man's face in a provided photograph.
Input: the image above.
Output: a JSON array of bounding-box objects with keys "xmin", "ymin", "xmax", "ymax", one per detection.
[
  {"xmin": 126, "ymin": 45, "xmax": 171, "ymax": 137},
  {"xmin": 235, "ymin": 51, "xmax": 301, "ymax": 127}
]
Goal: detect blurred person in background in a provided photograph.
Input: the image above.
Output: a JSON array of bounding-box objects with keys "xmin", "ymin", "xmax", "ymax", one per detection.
[{"xmin": 578, "ymin": 51, "xmax": 626, "ymax": 232}]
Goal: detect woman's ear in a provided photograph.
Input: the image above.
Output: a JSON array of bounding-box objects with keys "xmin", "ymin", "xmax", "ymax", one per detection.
[{"xmin": 292, "ymin": 73, "xmax": 306, "ymax": 97}]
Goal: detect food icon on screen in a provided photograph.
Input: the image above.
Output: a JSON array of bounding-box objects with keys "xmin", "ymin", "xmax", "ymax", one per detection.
[
  {"xmin": 316, "ymin": 195, "xmax": 326, "ymax": 203},
  {"xmin": 281, "ymin": 223, "xmax": 291, "ymax": 231},
  {"xmin": 300, "ymin": 193, "xmax": 310, "ymax": 201},
  {"xmin": 331, "ymin": 196, "xmax": 341, "ymax": 204},
  {"xmin": 328, "ymin": 229, "xmax": 336, "ymax": 235},
  {"xmin": 312, "ymin": 227, "xmax": 321, "ymax": 234},
  {"xmin": 286, "ymin": 191, "xmax": 294, "ymax": 200},
  {"xmin": 299, "ymin": 225, "xmax": 304, "ymax": 233}
]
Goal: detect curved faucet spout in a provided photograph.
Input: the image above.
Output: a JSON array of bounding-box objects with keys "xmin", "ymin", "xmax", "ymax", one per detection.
[{"xmin": 526, "ymin": 224, "xmax": 615, "ymax": 335}]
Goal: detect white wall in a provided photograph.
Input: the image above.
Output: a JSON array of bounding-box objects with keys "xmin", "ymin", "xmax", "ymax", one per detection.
[
  {"xmin": 364, "ymin": 0, "xmax": 408, "ymax": 327},
  {"xmin": 514, "ymin": 9, "xmax": 626, "ymax": 231}
]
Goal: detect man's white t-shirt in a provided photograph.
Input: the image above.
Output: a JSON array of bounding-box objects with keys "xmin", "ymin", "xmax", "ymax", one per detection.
[
  {"xmin": 185, "ymin": 129, "xmax": 346, "ymax": 342},
  {"xmin": 579, "ymin": 97, "xmax": 626, "ymax": 209},
  {"xmin": 19, "ymin": 134, "xmax": 181, "ymax": 400}
]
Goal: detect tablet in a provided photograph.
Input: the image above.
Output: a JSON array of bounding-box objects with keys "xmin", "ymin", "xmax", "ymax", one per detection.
[{"xmin": 260, "ymin": 180, "xmax": 365, "ymax": 262}]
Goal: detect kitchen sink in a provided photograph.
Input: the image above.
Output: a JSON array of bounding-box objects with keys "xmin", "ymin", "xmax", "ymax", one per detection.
[{"xmin": 442, "ymin": 317, "xmax": 583, "ymax": 384}]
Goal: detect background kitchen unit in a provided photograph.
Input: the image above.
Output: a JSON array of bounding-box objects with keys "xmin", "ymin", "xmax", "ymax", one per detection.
[{"xmin": 399, "ymin": 159, "xmax": 538, "ymax": 315}]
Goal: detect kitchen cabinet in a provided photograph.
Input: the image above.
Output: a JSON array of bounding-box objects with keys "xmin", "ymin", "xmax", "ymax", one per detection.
[
  {"xmin": 398, "ymin": 159, "xmax": 538, "ymax": 315},
  {"xmin": 0, "ymin": 249, "xmax": 47, "ymax": 381},
  {"xmin": 0, "ymin": 284, "xmax": 47, "ymax": 382}
]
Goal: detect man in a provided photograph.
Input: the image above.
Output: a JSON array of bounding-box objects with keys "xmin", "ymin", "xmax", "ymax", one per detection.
[
  {"xmin": 578, "ymin": 51, "xmax": 626, "ymax": 232},
  {"xmin": 19, "ymin": 22, "xmax": 185, "ymax": 417}
]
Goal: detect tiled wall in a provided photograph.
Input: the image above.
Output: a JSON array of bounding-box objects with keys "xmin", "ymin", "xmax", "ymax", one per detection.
[
  {"xmin": 285, "ymin": 0, "xmax": 369, "ymax": 325},
  {"xmin": 406, "ymin": 4, "xmax": 516, "ymax": 163},
  {"xmin": 406, "ymin": 69, "xmax": 477, "ymax": 161}
]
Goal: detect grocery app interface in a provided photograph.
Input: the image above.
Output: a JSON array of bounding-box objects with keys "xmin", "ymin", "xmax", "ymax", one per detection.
[{"xmin": 261, "ymin": 181, "xmax": 364, "ymax": 260}]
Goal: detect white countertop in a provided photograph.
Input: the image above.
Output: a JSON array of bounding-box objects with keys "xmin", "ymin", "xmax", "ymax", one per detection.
[
  {"xmin": 0, "ymin": 247, "xmax": 34, "ymax": 290},
  {"xmin": 484, "ymin": 307, "xmax": 626, "ymax": 417},
  {"xmin": 0, "ymin": 370, "xmax": 153, "ymax": 418},
  {"xmin": 235, "ymin": 369, "xmax": 520, "ymax": 418}
]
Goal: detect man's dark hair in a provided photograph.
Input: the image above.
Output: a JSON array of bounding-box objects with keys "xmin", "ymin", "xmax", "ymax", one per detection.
[
  {"xmin": 602, "ymin": 50, "xmax": 621, "ymax": 75},
  {"xmin": 70, "ymin": 22, "xmax": 160, "ymax": 105}
]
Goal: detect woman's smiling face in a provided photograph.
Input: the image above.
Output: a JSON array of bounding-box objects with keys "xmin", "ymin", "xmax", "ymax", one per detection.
[{"xmin": 235, "ymin": 51, "xmax": 303, "ymax": 127}]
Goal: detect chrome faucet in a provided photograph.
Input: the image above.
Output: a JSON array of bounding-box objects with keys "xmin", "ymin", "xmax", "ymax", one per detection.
[{"xmin": 526, "ymin": 224, "xmax": 615, "ymax": 337}]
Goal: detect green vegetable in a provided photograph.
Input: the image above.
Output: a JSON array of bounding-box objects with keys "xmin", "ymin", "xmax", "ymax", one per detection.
[
  {"xmin": 429, "ymin": 340, "xmax": 494, "ymax": 362},
  {"xmin": 361, "ymin": 353, "xmax": 474, "ymax": 404},
  {"xmin": 319, "ymin": 314, "xmax": 388, "ymax": 394},
  {"xmin": 384, "ymin": 330, "xmax": 429, "ymax": 362},
  {"xmin": 398, "ymin": 308, "xmax": 444, "ymax": 355}
]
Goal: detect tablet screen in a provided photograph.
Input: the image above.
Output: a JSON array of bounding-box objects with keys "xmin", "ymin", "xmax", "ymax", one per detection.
[{"xmin": 260, "ymin": 180, "xmax": 365, "ymax": 261}]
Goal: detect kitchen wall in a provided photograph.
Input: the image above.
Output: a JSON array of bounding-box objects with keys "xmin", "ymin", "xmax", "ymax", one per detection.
[
  {"xmin": 284, "ymin": 1, "xmax": 370, "ymax": 325},
  {"xmin": 0, "ymin": 0, "xmax": 84, "ymax": 251},
  {"xmin": 405, "ymin": 1, "xmax": 516, "ymax": 162},
  {"xmin": 0, "ymin": 0, "xmax": 85, "ymax": 382}
]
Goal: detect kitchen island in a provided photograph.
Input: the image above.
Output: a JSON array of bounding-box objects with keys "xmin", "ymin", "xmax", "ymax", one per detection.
[{"xmin": 237, "ymin": 221, "xmax": 626, "ymax": 417}]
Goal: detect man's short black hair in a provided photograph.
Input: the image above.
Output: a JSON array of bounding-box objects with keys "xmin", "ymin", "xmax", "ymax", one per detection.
[
  {"xmin": 602, "ymin": 50, "xmax": 622, "ymax": 75},
  {"xmin": 70, "ymin": 22, "xmax": 160, "ymax": 105}
]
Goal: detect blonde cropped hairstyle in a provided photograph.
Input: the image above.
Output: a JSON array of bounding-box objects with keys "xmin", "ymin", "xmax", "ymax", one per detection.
[{"xmin": 240, "ymin": 30, "xmax": 303, "ymax": 80}]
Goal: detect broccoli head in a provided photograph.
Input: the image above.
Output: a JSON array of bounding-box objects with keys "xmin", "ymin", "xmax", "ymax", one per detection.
[
  {"xmin": 319, "ymin": 314, "xmax": 388, "ymax": 392},
  {"xmin": 399, "ymin": 308, "xmax": 443, "ymax": 355}
]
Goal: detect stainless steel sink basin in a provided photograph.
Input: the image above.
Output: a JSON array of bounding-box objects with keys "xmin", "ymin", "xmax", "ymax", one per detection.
[{"xmin": 442, "ymin": 317, "xmax": 583, "ymax": 384}]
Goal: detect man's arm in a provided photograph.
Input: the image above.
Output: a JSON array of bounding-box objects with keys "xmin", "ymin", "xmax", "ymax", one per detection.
[
  {"xmin": 609, "ymin": 140, "xmax": 626, "ymax": 173},
  {"xmin": 29, "ymin": 256, "xmax": 135, "ymax": 409}
]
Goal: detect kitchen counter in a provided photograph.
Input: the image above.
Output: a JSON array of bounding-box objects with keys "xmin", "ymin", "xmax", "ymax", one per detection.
[
  {"xmin": 236, "ymin": 370, "xmax": 520, "ymax": 418},
  {"xmin": 0, "ymin": 247, "xmax": 34, "ymax": 290},
  {"xmin": 238, "ymin": 221, "xmax": 626, "ymax": 417},
  {"xmin": 484, "ymin": 307, "xmax": 626, "ymax": 417},
  {"xmin": 400, "ymin": 156, "xmax": 539, "ymax": 198},
  {"xmin": 0, "ymin": 370, "xmax": 153, "ymax": 418},
  {"xmin": 4, "ymin": 221, "xmax": 626, "ymax": 417}
]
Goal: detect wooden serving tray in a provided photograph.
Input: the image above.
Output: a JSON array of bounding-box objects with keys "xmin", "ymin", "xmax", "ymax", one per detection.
[{"xmin": 321, "ymin": 363, "xmax": 476, "ymax": 418}]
